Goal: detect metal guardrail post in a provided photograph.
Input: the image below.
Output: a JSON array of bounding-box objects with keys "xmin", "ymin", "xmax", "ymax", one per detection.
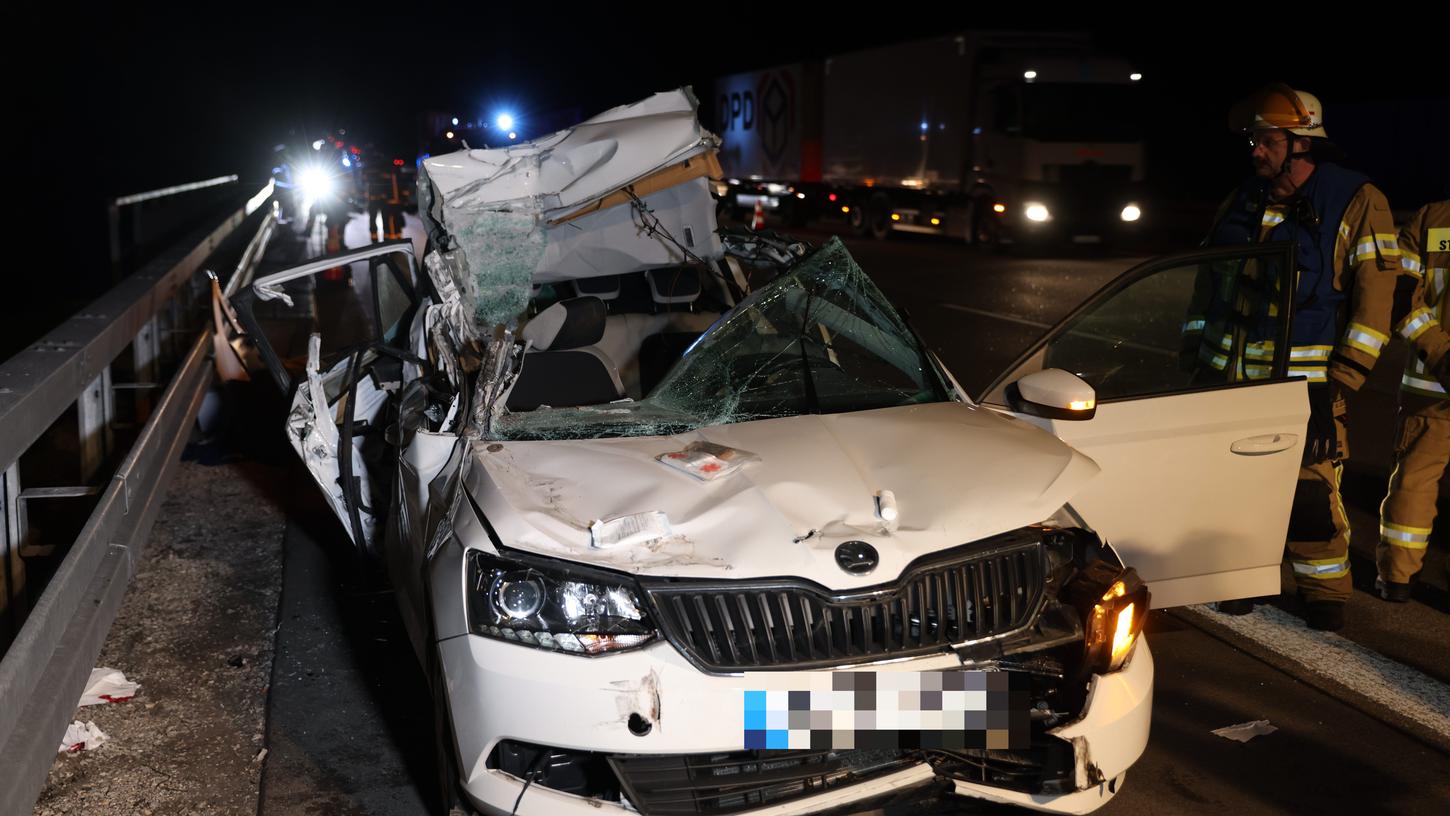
[
  {"xmin": 77, "ymin": 368, "xmax": 114, "ymax": 483},
  {"xmin": 1, "ymin": 462, "xmax": 27, "ymax": 643}
]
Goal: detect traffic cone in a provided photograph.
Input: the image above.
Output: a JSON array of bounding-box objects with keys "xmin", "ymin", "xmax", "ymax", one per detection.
[{"xmin": 751, "ymin": 197, "xmax": 765, "ymax": 230}]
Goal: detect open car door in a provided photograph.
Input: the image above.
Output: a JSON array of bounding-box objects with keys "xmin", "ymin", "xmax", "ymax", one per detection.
[
  {"xmin": 230, "ymin": 241, "xmax": 425, "ymax": 557},
  {"xmin": 981, "ymin": 242, "xmax": 1307, "ymax": 608}
]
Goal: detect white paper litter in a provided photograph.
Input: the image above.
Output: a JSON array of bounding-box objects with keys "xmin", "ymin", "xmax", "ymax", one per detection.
[
  {"xmin": 590, "ymin": 511, "xmax": 673, "ymax": 550},
  {"xmin": 656, "ymin": 442, "xmax": 759, "ymax": 482},
  {"xmin": 79, "ymin": 668, "xmax": 139, "ymax": 706},
  {"xmin": 58, "ymin": 721, "xmax": 109, "ymax": 753},
  {"xmin": 1211, "ymin": 719, "xmax": 1278, "ymax": 743}
]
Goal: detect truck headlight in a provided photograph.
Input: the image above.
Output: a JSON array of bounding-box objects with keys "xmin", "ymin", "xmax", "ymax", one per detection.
[
  {"xmin": 466, "ymin": 550, "xmax": 657, "ymax": 655},
  {"xmin": 1063, "ymin": 560, "xmax": 1149, "ymax": 674},
  {"xmin": 1024, "ymin": 202, "xmax": 1051, "ymax": 222},
  {"xmin": 1120, "ymin": 204, "xmax": 1142, "ymax": 222}
]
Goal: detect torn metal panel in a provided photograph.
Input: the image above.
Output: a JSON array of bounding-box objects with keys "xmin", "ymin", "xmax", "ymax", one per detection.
[
  {"xmin": 419, "ymin": 88, "xmax": 723, "ymax": 334},
  {"xmin": 423, "ymin": 89, "xmax": 717, "ymax": 216},
  {"xmin": 285, "ymin": 336, "xmax": 381, "ymax": 549},
  {"xmin": 535, "ymin": 176, "xmax": 723, "ymax": 283}
]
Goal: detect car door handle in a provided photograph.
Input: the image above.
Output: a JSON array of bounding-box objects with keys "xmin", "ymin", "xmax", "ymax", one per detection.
[{"xmin": 1230, "ymin": 433, "xmax": 1298, "ymax": 455}]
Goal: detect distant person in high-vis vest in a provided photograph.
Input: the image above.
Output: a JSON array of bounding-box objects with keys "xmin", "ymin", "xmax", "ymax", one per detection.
[
  {"xmin": 1378, "ymin": 200, "xmax": 1450, "ymax": 602},
  {"xmin": 1189, "ymin": 84, "xmax": 1403, "ymax": 631}
]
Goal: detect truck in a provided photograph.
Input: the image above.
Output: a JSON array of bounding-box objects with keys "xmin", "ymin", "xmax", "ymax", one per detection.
[{"xmin": 714, "ymin": 31, "xmax": 1149, "ymax": 247}]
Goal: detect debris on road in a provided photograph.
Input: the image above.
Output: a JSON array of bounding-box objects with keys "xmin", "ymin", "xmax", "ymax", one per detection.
[
  {"xmin": 58, "ymin": 722, "xmax": 110, "ymax": 753},
  {"xmin": 79, "ymin": 668, "xmax": 140, "ymax": 706},
  {"xmin": 1212, "ymin": 720, "xmax": 1278, "ymax": 743}
]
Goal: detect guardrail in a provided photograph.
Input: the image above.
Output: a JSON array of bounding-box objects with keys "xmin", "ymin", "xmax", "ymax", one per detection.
[{"xmin": 0, "ymin": 181, "xmax": 277, "ymax": 813}]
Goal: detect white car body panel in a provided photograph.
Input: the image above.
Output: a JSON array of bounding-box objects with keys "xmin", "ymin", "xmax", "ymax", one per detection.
[
  {"xmin": 1001, "ymin": 378, "xmax": 1308, "ymax": 608},
  {"xmin": 422, "ymin": 89, "xmax": 714, "ymax": 219},
  {"xmin": 468, "ymin": 401, "xmax": 1100, "ymax": 584}
]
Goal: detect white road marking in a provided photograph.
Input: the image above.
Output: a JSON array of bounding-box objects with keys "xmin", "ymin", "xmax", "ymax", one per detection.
[
  {"xmin": 939, "ymin": 303, "xmax": 1053, "ymax": 331},
  {"xmin": 1185, "ymin": 604, "xmax": 1450, "ymax": 740}
]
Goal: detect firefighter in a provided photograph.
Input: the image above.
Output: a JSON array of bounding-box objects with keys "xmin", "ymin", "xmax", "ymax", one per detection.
[
  {"xmin": 363, "ymin": 150, "xmax": 406, "ymax": 242},
  {"xmin": 1377, "ymin": 200, "xmax": 1450, "ymax": 602},
  {"xmin": 1187, "ymin": 84, "xmax": 1403, "ymax": 630}
]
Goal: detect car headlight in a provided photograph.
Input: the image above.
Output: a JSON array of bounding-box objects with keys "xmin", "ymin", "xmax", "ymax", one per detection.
[
  {"xmin": 1062, "ymin": 560, "xmax": 1149, "ymax": 674},
  {"xmin": 1024, "ymin": 202, "xmax": 1051, "ymax": 222},
  {"xmin": 466, "ymin": 549, "xmax": 657, "ymax": 655},
  {"xmin": 297, "ymin": 167, "xmax": 334, "ymax": 200},
  {"xmin": 1120, "ymin": 204, "xmax": 1142, "ymax": 222}
]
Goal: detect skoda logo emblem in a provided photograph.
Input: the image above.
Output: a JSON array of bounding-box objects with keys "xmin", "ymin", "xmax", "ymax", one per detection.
[{"xmin": 835, "ymin": 541, "xmax": 879, "ymax": 575}]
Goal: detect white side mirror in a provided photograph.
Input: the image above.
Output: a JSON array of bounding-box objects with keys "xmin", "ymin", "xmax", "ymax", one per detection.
[{"xmin": 1008, "ymin": 368, "xmax": 1097, "ymax": 421}]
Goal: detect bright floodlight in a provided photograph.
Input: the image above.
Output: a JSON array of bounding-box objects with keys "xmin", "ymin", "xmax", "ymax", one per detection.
[
  {"xmin": 452, "ymin": 117, "xmax": 459, "ymax": 126},
  {"xmin": 496, "ymin": 113, "xmax": 515, "ymax": 130},
  {"xmin": 1121, "ymin": 204, "xmax": 1142, "ymax": 222},
  {"xmin": 1024, "ymin": 70, "xmax": 1038, "ymax": 80},
  {"xmin": 1130, "ymin": 73, "xmax": 1143, "ymax": 82},
  {"xmin": 297, "ymin": 167, "xmax": 334, "ymax": 200},
  {"xmin": 1025, "ymin": 203, "xmax": 1051, "ymax": 222}
]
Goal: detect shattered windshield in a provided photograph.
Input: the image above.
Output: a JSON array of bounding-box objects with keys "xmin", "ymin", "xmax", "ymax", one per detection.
[{"xmin": 491, "ymin": 238, "xmax": 953, "ymax": 441}]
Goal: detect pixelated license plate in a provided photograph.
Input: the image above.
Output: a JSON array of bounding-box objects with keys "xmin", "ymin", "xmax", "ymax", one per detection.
[{"xmin": 741, "ymin": 670, "xmax": 1030, "ymax": 751}]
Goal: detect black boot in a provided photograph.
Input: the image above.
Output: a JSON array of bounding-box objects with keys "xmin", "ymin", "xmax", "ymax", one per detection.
[
  {"xmin": 1304, "ymin": 601, "xmax": 1345, "ymax": 631},
  {"xmin": 1375, "ymin": 576, "xmax": 1412, "ymax": 603}
]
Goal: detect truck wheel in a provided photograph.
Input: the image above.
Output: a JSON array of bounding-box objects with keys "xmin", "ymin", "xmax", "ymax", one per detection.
[
  {"xmin": 847, "ymin": 204, "xmax": 868, "ymax": 237},
  {"xmin": 867, "ymin": 194, "xmax": 893, "ymax": 241},
  {"xmin": 968, "ymin": 199, "xmax": 1001, "ymax": 249}
]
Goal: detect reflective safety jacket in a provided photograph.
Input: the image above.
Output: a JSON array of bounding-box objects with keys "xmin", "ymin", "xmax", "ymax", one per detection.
[
  {"xmin": 1393, "ymin": 200, "xmax": 1450, "ymax": 399},
  {"xmin": 1191, "ymin": 163, "xmax": 1401, "ymax": 390}
]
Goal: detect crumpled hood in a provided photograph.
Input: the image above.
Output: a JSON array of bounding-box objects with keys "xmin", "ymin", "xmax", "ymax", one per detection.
[{"xmin": 466, "ymin": 402, "xmax": 1099, "ymax": 590}]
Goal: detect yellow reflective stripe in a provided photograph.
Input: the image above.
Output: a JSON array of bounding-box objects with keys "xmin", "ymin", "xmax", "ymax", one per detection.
[
  {"xmin": 1199, "ymin": 347, "xmax": 1229, "ymax": 370},
  {"xmin": 1290, "ymin": 345, "xmax": 1333, "ymax": 361},
  {"xmin": 1244, "ymin": 364, "xmax": 1273, "ymax": 378},
  {"xmin": 1397, "ymin": 308, "xmax": 1439, "ymax": 341},
  {"xmin": 1401, "ymin": 373, "xmax": 1448, "ymax": 396},
  {"xmin": 1400, "ymin": 251, "xmax": 1423, "ymax": 275},
  {"xmin": 1376, "ymin": 234, "xmax": 1401, "ymax": 256},
  {"xmin": 1343, "ymin": 323, "xmax": 1388, "ymax": 357},
  {"xmin": 1289, "ymin": 367, "xmax": 1329, "ymax": 382},
  {"xmin": 1263, "ymin": 208, "xmax": 1286, "ymax": 227},
  {"xmin": 1183, "ymin": 319, "xmax": 1206, "ymax": 333},
  {"xmin": 1292, "ymin": 556, "xmax": 1349, "ymax": 579},
  {"xmin": 1381, "ymin": 520, "xmax": 1432, "ymax": 537},
  {"xmin": 1338, "ymin": 221, "xmax": 1351, "ymax": 240}
]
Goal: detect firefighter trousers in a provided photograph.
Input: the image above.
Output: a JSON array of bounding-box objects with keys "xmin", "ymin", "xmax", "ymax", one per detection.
[
  {"xmin": 368, "ymin": 201, "xmax": 404, "ymax": 241},
  {"xmin": 1377, "ymin": 398, "xmax": 1450, "ymax": 584},
  {"xmin": 1288, "ymin": 394, "xmax": 1352, "ymax": 603}
]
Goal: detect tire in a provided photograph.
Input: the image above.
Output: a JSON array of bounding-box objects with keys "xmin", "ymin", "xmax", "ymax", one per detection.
[
  {"xmin": 967, "ymin": 197, "xmax": 1002, "ymax": 250},
  {"xmin": 847, "ymin": 203, "xmax": 868, "ymax": 237},
  {"xmin": 867, "ymin": 193, "xmax": 893, "ymax": 241}
]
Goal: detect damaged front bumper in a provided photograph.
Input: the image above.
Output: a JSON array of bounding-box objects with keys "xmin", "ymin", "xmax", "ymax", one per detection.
[{"xmin": 437, "ymin": 632, "xmax": 1152, "ymax": 815}]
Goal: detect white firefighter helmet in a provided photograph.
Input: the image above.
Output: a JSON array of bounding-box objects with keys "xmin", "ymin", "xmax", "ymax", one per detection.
[{"xmin": 1230, "ymin": 83, "xmax": 1329, "ymax": 139}]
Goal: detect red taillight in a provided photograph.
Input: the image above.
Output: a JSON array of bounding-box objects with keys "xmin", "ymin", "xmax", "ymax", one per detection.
[
  {"xmin": 393, "ymin": 159, "xmax": 404, "ymax": 166},
  {"xmin": 828, "ymin": 193, "xmax": 838, "ymax": 202}
]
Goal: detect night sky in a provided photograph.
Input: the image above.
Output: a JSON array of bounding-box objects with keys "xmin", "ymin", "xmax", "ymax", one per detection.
[{"xmin": 13, "ymin": 9, "xmax": 1447, "ymax": 336}]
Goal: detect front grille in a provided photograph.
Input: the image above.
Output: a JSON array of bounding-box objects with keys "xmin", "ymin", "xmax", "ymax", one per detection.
[
  {"xmin": 609, "ymin": 748, "xmax": 918, "ymax": 816},
  {"xmin": 643, "ymin": 535, "xmax": 1045, "ymax": 672}
]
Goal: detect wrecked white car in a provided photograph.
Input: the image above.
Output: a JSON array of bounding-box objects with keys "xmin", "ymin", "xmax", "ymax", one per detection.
[{"xmin": 229, "ymin": 89, "xmax": 1309, "ymax": 815}]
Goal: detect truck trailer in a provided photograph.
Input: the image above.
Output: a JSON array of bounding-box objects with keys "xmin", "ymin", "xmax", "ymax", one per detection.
[{"xmin": 715, "ymin": 31, "xmax": 1149, "ymax": 247}]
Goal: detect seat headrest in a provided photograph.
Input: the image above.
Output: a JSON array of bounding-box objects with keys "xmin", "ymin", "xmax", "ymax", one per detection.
[
  {"xmin": 646, "ymin": 267, "xmax": 702, "ymax": 305},
  {"xmin": 574, "ymin": 275, "xmax": 621, "ymax": 301},
  {"xmin": 522, "ymin": 296, "xmax": 608, "ymax": 350}
]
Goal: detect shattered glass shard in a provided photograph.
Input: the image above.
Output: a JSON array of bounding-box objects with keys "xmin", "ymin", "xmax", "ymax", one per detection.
[{"xmin": 491, "ymin": 238, "xmax": 952, "ymax": 441}]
